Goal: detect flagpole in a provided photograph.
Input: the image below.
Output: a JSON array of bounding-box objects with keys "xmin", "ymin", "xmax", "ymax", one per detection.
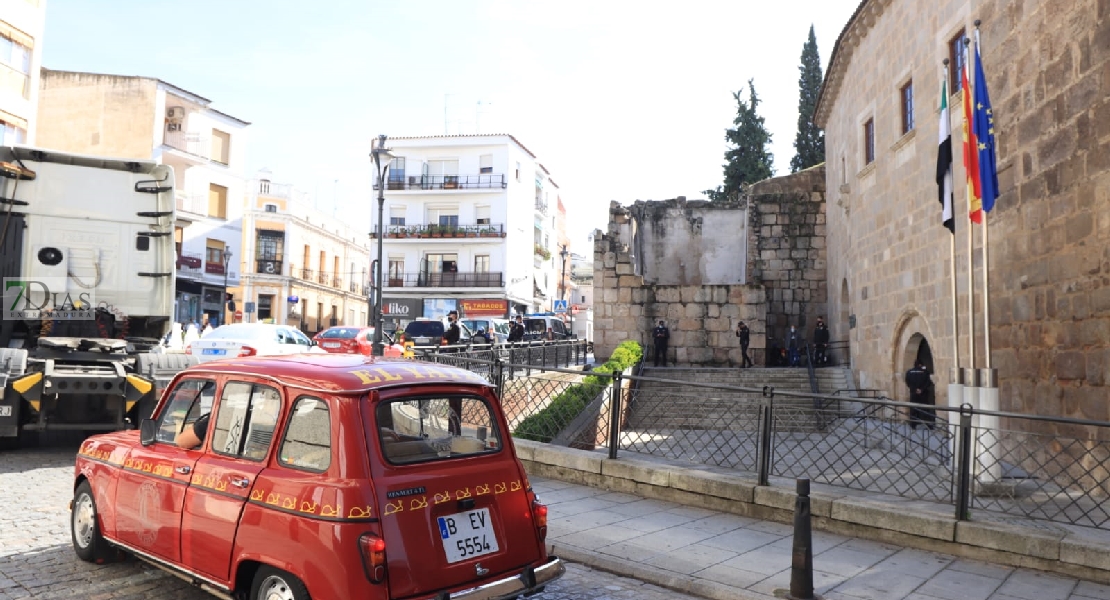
[
  {"xmin": 964, "ymin": 36, "xmax": 976, "ymax": 372},
  {"xmin": 941, "ymin": 60, "xmax": 960, "ymax": 373},
  {"xmin": 975, "ymin": 24, "xmax": 992, "ymax": 370}
]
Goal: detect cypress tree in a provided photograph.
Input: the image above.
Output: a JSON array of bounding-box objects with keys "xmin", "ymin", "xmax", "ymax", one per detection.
[
  {"xmin": 705, "ymin": 79, "xmax": 774, "ymax": 202},
  {"xmin": 790, "ymin": 25, "xmax": 826, "ymax": 173}
]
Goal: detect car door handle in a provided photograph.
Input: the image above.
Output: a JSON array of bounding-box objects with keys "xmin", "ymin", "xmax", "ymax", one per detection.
[
  {"xmin": 175, "ymin": 465, "xmax": 192, "ymax": 475},
  {"xmin": 230, "ymin": 477, "xmax": 250, "ymax": 489}
]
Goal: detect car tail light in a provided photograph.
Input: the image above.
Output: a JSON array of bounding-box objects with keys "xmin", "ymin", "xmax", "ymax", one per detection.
[
  {"xmin": 358, "ymin": 533, "xmax": 387, "ymax": 584},
  {"xmin": 532, "ymin": 499, "xmax": 549, "ymax": 540},
  {"xmin": 238, "ymin": 346, "xmax": 257, "ymax": 357}
]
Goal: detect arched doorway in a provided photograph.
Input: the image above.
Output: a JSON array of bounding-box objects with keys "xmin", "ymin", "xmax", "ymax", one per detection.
[{"xmin": 900, "ymin": 333, "xmax": 935, "ymax": 400}]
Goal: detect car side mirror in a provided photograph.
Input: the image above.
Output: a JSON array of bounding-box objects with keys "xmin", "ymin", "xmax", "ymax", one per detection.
[
  {"xmin": 140, "ymin": 419, "xmax": 157, "ymax": 446},
  {"xmin": 309, "ymin": 339, "xmax": 317, "ymax": 346}
]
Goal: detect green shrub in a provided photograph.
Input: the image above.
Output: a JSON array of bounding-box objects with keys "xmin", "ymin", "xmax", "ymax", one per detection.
[{"xmin": 513, "ymin": 341, "xmax": 643, "ymax": 442}]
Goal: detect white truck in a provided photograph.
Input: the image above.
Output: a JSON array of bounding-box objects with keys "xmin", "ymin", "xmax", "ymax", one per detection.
[{"xmin": 0, "ymin": 146, "xmax": 197, "ymax": 448}]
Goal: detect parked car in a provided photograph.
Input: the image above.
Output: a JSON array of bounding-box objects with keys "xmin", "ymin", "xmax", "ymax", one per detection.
[
  {"xmin": 313, "ymin": 326, "xmax": 404, "ymax": 357},
  {"xmin": 185, "ymin": 323, "xmax": 326, "ymax": 363},
  {"xmin": 462, "ymin": 318, "xmax": 510, "ymax": 345},
  {"xmin": 403, "ymin": 318, "xmax": 474, "ymax": 347},
  {"xmin": 70, "ymin": 354, "xmax": 564, "ymax": 600}
]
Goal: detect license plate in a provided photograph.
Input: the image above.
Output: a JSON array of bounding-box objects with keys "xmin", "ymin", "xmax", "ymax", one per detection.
[
  {"xmin": 322, "ymin": 342, "xmax": 340, "ymax": 348},
  {"xmin": 437, "ymin": 508, "xmax": 499, "ymax": 564},
  {"xmin": 415, "ymin": 337, "xmax": 430, "ymax": 344},
  {"xmin": 202, "ymin": 348, "xmax": 226, "ymax": 356},
  {"xmin": 0, "ymin": 406, "xmax": 10, "ymax": 417}
]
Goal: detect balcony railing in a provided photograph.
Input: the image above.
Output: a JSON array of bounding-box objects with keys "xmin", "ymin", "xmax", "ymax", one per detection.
[
  {"xmin": 374, "ymin": 174, "xmax": 507, "ymax": 191},
  {"xmin": 176, "ymin": 252, "xmax": 203, "ymax": 278},
  {"xmin": 163, "ymin": 130, "xmax": 210, "ymax": 160},
  {"xmin": 535, "ymin": 198, "xmax": 548, "ymax": 214},
  {"xmin": 175, "ymin": 191, "xmax": 208, "ymax": 215},
  {"xmin": 370, "ymin": 223, "xmax": 506, "ymax": 239},
  {"xmin": 256, "ymin": 258, "xmax": 283, "ymax": 275},
  {"xmin": 288, "ymin": 266, "xmax": 346, "ymax": 289},
  {"xmin": 386, "ymin": 271, "xmax": 504, "ymax": 288}
]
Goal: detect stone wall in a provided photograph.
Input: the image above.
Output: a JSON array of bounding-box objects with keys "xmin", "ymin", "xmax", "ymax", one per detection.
[
  {"xmin": 815, "ymin": 0, "xmax": 1110, "ymax": 418},
  {"xmin": 749, "ymin": 166, "xmax": 829, "ymax": 348},
  {"xmin": 593, "ymin": 167, "xmax": 826, "ymax": 365}
]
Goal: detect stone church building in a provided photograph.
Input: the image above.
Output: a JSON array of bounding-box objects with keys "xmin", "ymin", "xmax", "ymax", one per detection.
[{"xmin": 595, "ymin": 0, "xmax": 1110, "ymax": 423}]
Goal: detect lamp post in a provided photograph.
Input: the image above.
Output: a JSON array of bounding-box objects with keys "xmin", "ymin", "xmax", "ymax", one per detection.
[
  {"xmin": 559, "ymin": 244, "xmax": 570, "ymax": 333},
  {"xmin": 370, "ymin": 134, "xmax": 393, "ymax": 356},
  {"xmin": 222, "ymin": 249, "xmax": 233, "ymax": 326}
]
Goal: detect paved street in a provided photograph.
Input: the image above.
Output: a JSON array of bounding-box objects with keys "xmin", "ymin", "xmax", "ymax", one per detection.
[{"xmin": 0, "ymin": 446, "xmax": 706, "ymax": 600}]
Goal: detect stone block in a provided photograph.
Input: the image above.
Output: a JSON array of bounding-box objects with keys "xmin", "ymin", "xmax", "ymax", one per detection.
[
  {"xmin": 603, "ymin": 252, "xmax": 617, "ymax": 268},
  {"xmin": 600, "ymin": 457, "xmax": 681, "ymax": 487},
  {"xmin": 1060, "ymin": 532, "xmax": 1110, "ymax": 571},
  {"xmin": 684, "ymin": 304, "xmax": 706, "ymax": 318},
  {"xmin": 707, "ymin": 304, "xmax": 721, "ymax": 318},
  {"xmin": 954, "ymin": 520, "xmax": 1062, "ymax": 560},
  {"xmin": 680, "ymin": 286, "xmax": 699, "ymax": 303},
  {"xmin": 687, "ymin": 346, "xmax": 714, "ymax": 363},
  {"xmin": 830, "ymin": 497, "xmax": 955, "ymax": 541},
  {"xmin": 678, "ymin": 318, "xmax": 701, "ymax": 331},
  {"xmin": 631, "ymin": 288, "xmax": 645, "ymax": 303},
  {"xmin": 614, "ymin": 303, "xmax": 630, "ymax": 317},
  {"xmin": 618, "ymin": 275, "xmax": 642, "ymax": 287},
  {"xmin": 705, "ymin": 317, "xmax": 730, "ymax": 332},
  {"xmin": 713, "ymin": 287, "xmax": 728, "ymax": 304},
  {"xmin": 656, "ymin": 287, "xmax": 680, "ymax": 303},
  {"xmin": 615, "ymin": 262, "xmax": 634, "ymax": 275},
  {"xmin": 668, "ymin": 469, "xmax": 757, "ymax": 503},
  {"xmin": 666, "ymin": 304, "xmax": 684, "ymax": 321},
  {"xmin": 618, "ymin": 287, "xmax": 631, "ymax": 304},
  {"xmin": 753, "ymin": 485, "xmax": 835, "ymax": 518},
  {"xmin": 531, "ymin": 444, "xmax": 604, "ymax": 475}
]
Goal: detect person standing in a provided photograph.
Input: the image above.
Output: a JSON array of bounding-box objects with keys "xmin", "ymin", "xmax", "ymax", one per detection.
[
  {"xmin": 507, "ymin": 315, "xmax": 525, "ymax": 345},
  {"xmin": 905, "ymin": 361, "xmax": 936, "ymax": 429},
  {"xmin": 652, "ymin": 320, "xmax": 670, "ymax": 367},
  {"xmin": 735, "ymin": 321, "xmax": 752, "ymax": 368},
  {"xmin": 787, "ymin": 325, "xmax": 801, "ymax": 367},
  {"xmin": 812, "ymin": 316, "xmax": 830, "ymax": 365},
  {"xmin": 443, "ymin": 310, "xmax": 461, "ymax": 351}
]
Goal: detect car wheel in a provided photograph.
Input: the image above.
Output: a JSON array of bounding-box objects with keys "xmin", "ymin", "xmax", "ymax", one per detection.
[
  {"xmin": 250, "ymin": 566, "xmax": 311, "ymax": 600},
  {"xmin": 71, "ymin": 480, "xmax": 112, "ymax": 563}
]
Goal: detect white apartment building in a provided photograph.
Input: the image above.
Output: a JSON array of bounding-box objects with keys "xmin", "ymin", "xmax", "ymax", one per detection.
[
  {"xmin": 236, "ymin": 172, "xmax": 371, "ymax": 335},
  {"xmin": 37, "ymin": 71, "xmax": 249, "ymax": 326},
  {"xmin": 372, "ymin": 134, "xmax": 562, "ymax": 327},
  {"xmin": 569, "ymin": 250, "xmax": 594, "ymax": 343},
  {"xmin": 0, "ymin": 0, "xmax": 45, "ymax": 144}
]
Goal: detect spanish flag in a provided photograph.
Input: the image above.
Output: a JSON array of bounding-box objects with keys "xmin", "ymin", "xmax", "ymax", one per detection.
[{"xmin": 962, "ymin": 57, "xmax": 982, "ymax": 224}]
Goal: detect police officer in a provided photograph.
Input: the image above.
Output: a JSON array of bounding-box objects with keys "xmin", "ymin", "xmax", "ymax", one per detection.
[
  {"xmin": 736, "ymin": 321, "xmax": 752, "ymax": 368},
  {"xmin": 813, "ymin": 316, "xmax": 830, "ymax": 365},
  {"xmin": 652, "ymin": 320, "xmax": 670, "ymax": 367},
  {"xmin": 905, "ymin": 361, "xmax": 935, "ymax": 429},
  {"xmin": 444, "ymin": 310, "xmax": 461, "ymax": 351},
  {"xmin": 507, "ymin": 315, "xmax": 525, "ymax": 344}
]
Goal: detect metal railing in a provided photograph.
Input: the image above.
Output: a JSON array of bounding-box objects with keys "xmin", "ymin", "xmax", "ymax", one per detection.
[
  {"xmin": 371, "ymin": 223, "xmax": 506, "ymax": 239},
  {"xmin": 419, "ymin": 354, "xmax": 1110, "ymax": 531},
  {"xmin": 163, "ymin": 131, "xmax": 210, "ymax": 160},
  {"xmin": 374, "ymin": 174, "xmax": 507, "ymax": 190},
  {"xmin": 385, "ymin": 272, "xmax": 504, "ymax": 288}
]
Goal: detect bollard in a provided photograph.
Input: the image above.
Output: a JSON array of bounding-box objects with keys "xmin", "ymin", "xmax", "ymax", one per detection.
[{"xmin": 786, "ymin": 478, "xmax": 822, "ymax": 600}]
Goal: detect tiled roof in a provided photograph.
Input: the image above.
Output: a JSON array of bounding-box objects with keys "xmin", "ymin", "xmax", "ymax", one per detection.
[{"xmin": 384, "ymin": 133, "xmax": 538, "ymax": 159}]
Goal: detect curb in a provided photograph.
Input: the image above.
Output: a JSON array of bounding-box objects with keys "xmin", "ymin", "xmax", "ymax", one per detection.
[{"xmin": 549, "ymin": 540, "xmax": 777, "ymax": 600}]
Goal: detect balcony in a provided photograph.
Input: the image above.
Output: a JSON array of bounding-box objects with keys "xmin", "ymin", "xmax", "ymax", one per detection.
[
  {"xmin": 255, "ymin": 258, "xmax": 283, "ymax": 275},
  {"xmin": 163, "ymin": 130, "xmax": 210, "ymax": 161},
  {"xmin": 535, "ymin": 198, "xmax": 548, "ymax": 215},
  {"xmin": 176, "ymin": 252, "xmax": 203, "ymax": 278},
  {"xmin": 370, "ymin": 223, "xmax": 506, "ymax": 239},
  {"xmin": 205, "ymin": 261, "xmax": 225, "ymax": 275},
  {"xmin": 386, "ymin": 271, "xmax": 504, "ymax": 288},
  {"xmin": 373, "ymin": 174, "xmax": 507, "ymax": 191},
  {"xmin": 175, "ymin": 191, "xmax": 208, "ymax": 216},
  {"xmin": 290, "ymin": 266, "xmax": 346, "ymax": 290}
]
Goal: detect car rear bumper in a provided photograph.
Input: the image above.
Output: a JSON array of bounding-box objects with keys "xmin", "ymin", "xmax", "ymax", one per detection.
[{"xmin": 429, "ymin": 556, "xmax": 565, "ymax": 600}]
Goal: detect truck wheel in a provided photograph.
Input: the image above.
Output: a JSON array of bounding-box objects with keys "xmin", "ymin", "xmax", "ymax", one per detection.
[
  {"xmin": 250, "ymin": 566, "xmax": 311, "ymax": 600},
  {"xmin": 72, "ymin": 480, "xmax": 112, "ymax": 563}
]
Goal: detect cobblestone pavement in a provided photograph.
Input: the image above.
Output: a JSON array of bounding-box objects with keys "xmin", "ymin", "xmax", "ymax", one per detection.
[{"xmin": 0, "ymin": 446, "xmax": 706, "ymax": 600}]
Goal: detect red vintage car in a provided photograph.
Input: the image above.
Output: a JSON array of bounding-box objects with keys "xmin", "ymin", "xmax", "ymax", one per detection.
[
  {"xmin": 70, "ymin": 354, "xmax": 563, "ymax": 600},
  {"xmin": 313, "ymin": 326, "xmax": 405, "ymax": 357}
]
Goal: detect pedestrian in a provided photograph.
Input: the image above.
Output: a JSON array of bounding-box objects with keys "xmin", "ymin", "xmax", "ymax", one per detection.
[
  {"xmin": 787, "ymin": 325, "xmax": 801, "ymax": 367},
  {"xmin": 443, "ymin": 310, "xmax": 461, "ymax": 351},
  {"xmin": 813, "ymin": 316, "xmax": 830, "ymax": 365},
  {"xmin": 507, "ymin": 315, "xmax": 525, "ymax": 344},
  {"xmin": 652, "ymin": 320, "xmax": 670, "ymax": 367},
  {"xmin": 905, "ymin": 361, "xmax": 936, "ymax": 429},
  {"xmin": 735, "ymin": 321, "xmax": 752, "ymax": 368}
]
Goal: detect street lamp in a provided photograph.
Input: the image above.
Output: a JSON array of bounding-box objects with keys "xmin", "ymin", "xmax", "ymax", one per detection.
[
  {"xmin": 223, "ymin": 249, "xmax": 233, "ymax": 326},
  {"xmin": 559, "ymin": 244, "xmax": 568, "ymax": 302},
  {"xmin": 370, "ymin": 134, "xmax": 394, "ymax": 357}
]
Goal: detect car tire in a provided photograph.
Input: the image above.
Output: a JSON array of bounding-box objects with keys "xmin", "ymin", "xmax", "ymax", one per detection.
[
  {"xmin": 250, "ymin": 566, "xmax": 311, "ymax": 600},
  {"xmin": 71, "ymin": 480, "xmax": 112, "ymax": 563}
]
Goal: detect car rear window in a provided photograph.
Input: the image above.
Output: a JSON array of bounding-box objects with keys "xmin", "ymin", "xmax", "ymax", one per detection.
[
  {"xmin": 319, "ymin": 327, "xmax": 360, "ymax": 339},
  {"xmin": 405, "ymin": 321, "xmax": 445, "ymax": 338},
  {"xmin": 524, "ymin": 319, "xmax": 547, "ymax": 333},
  {"xmin": 376, "ymin": 396, "xmax": 502, "ymax": 465}
]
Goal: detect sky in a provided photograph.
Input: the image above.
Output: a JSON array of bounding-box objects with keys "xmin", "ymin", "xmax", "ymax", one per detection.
[{"xmin": 41, "ymin": 0, "xmax": 861, "ymax": 250}]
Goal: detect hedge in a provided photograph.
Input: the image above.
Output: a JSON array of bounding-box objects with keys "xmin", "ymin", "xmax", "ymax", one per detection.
[{"xmin": 513, "ymin": 340, "xmax": 643, "ymax": 442}]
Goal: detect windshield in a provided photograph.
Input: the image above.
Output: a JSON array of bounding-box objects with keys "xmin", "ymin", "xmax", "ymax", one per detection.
[
  {"xmin": 318, "ymin": 327, "xmax": 361, "ymax": 339},
  {"xmin": 405, "ymin": 321, "xmax": 444, "ymax": 338},
  {"xmin": 201, "ymin": 325, "xmax": 278, "ymax": 341},
  {"xmin": 376, "ymin": 395, "xmax": 502, "ymax": 464},
  {"xmin": 523, "ymin": 320, "xmax": 548, "ymax": 333}
]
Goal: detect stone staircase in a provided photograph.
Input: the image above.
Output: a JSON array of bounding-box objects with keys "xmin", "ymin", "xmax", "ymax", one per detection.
[{"xmin": 627, "ymin": 366, "xmax": 856, "ymax": 433}]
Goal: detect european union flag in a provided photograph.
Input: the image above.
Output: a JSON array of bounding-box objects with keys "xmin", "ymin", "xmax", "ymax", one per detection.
[{"xmin": 973, "ymin": 42, "xmax": 999, "ymax": 213}]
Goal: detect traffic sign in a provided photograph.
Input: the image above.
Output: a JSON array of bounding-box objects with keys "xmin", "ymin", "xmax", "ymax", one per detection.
[
  {"xmin": 553, "ymin": 299, "xmax": 568, "ymax": 314},
  {"xmin": 245, "ymin": 302, "xmax": 256, "ymax": 313}
]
